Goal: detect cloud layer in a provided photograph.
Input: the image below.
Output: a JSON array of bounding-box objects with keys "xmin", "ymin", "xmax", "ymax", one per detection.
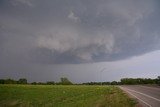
[{"xmin": 0, "ymin": 0, "xmax": 160, "ymax": 64}]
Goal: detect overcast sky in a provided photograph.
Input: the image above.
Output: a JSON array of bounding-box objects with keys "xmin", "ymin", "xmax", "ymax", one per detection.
[{"xmin": 0, "ymin": 0, "xmax": 160, "ymax": 83}]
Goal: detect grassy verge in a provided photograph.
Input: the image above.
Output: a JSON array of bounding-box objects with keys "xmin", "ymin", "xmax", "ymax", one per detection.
[{"xmin": 0, "ymin": 85, "xmax": 137, "ymax": 107}]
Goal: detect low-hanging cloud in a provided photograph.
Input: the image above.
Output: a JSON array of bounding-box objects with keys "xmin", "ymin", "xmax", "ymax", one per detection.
[
  {"xmin": 0, "ymin": 0, "xmax": 160, "ymax": 64},
  {"xmin": 35, "ymin": 26, "xmax": 115, "ymax": 63}
]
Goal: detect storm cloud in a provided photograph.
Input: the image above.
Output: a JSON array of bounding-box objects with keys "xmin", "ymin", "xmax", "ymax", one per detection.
[
  {"xmin": 0, "ymin": 0, "xmax": 160, "ymax": 63},
  {"xmin": 0, "ymin": 0, "xmax": 160, "ymax": 82},
  {"xmin": 0, "ymin": 0, "xmax": 160, "ymax": 64}
]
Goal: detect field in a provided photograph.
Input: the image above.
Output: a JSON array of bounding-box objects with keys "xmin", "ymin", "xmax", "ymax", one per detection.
[{"xmin": 0, "ymin": 85, "xmax": 137, "ymax": 107}]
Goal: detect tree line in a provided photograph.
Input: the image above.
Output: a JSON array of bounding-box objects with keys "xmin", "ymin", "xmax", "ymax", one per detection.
[
  {"xmin": 82, "ymin": 76, "xmax": 160, "ymax": 85},
  {"xmin": 0, "ymin": 77, "xmax": 73, "ymax": 85},
  {"xmin": 0, "ymin": 78, "xmax": 27, "ymax": 84},
  {"xmin": 0, "ymin": 76, "xmax": 160, "ymax": 85},
  {"xmin": 31, "ymin": 77, "xmax": 73, "ymax": 85}
]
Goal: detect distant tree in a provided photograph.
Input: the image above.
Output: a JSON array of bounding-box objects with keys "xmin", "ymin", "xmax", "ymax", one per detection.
[
  {"xmin": 120, "ymin": 78, "xmax": 157, "ymax": 85},
  {"xmin": 60, "ymin": 77, "xmax": 73, "ymax": 85},
  {"xmin": 4, "ymin": 79, "xmax": 17, "ymax": 84},
  {"xmin": 0, "ymin": 79, "xmax": 5, "ymax": 84},
  {"xmin": 157, "ymin": 76, "xmax": 160, "ymax": 85},
  {"xmin": 18, "ymin": 78, "xmax": 27, "ymax": 84},
  {"xmin": 31, "ymin": 82, "xmax": 37, "ymax": 85},
  {"xmin": 101, "ymin": 82, "xmax": 110, "ymax": 85},
  {"xmin": 46, "ymin": 81, "xmax": 55, "ymax": 85},
  {"xmin": 111, "ymin": 81, "xmax": 118, "ymax": 85},
  {"xmin": 37, "ymin": 82, "xmax": 46, "ymax": 85}
]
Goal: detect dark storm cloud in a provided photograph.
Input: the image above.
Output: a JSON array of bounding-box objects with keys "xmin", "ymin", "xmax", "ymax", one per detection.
[{"xmin": 0, "ymin": 0, "xmax": 160, "ymax": 64}]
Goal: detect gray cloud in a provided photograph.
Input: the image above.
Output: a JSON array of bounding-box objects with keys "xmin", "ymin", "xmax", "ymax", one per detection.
[
  {"xmin": 10, "ymin": 0, "xmax": 33, "ymax": 7},
  {"xmin": 0, "ymin": 0, "xmax": 160, "ymax": 65}
]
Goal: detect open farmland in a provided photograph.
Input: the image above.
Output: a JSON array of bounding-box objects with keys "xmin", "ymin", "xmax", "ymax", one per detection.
[{"xmin": 0, "ymin": 85, "xmax": 137, "ymax": 107}]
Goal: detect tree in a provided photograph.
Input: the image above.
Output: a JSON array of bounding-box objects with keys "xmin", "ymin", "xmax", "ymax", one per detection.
[
  {"xmin": 31, "ymin": 82, "xmax": 37, "ymax": 85},
  {"xmin": 4, "ymin": 79, "xmax": 17, "ymax": 84},
  {"xmin": 18, "ymin": 78, "xmax": 27, "ymax": 84},
  {"xmin": 0, "ymin": 79, "xmax": 5, "ymax": 84},
  {"xmin": 157, "ymin": 76, "xmax": 160, "ymax": 85},
  {"xmin": 60, "ymin": 77, "xmax": 73, "ymax": 85},
  {"xmin": 111, "ymin": 81, "xmax": 118, "ymax": 85},
  {"xmin": 46, "ymin": 81, "xmax": 55, "ymax": 85}
]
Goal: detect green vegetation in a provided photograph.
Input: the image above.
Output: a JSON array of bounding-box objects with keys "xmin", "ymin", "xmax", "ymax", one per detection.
[
  {"xmin": 83, "ymin": 76, "xmax": 160, "ymax": 85},
  {"xmin": 59, "ymin": 77, "xmax": 73, "ymax": 85},
  {"xmin": 0, "ymin": 78, "xmax": 27, "ymax": 84},
  {"xmin": 0, "ymin": 77, "xmax": 73, "ymax": 85},
  {"xmin": 0, "ymin": 85, "xmax": 136, "ymax": 107},
  {"xmin": 120, "ymin": 76, "xmax": 160, "ymax": 85},
  {"xmin": 1, "ymin": 76, "xmax": 160, "ymax": 85}
]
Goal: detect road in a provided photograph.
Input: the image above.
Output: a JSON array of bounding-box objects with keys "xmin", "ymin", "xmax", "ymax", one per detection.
[{"xmin": 119, "ymin": 85, "xmax": 160, "ymax": 107}]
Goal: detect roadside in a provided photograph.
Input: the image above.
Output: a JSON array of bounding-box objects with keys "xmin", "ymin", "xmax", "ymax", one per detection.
[
  {"xmin": 119, "ymin": 86, "xmax": 146, "ymax": 107},
  {"xmin": 119, "ymin": 85, "xmax": 160, "ymax": 107}
]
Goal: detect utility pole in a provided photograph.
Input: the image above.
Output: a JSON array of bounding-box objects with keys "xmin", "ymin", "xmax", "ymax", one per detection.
[{"xmin": 100, "ymin": 68, "xmax": 106, "ymax": 85}]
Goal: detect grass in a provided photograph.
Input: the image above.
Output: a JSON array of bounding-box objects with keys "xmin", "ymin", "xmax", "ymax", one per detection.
[{"xmin": 0, "ymin": 85, "xmax": 137, "ymax": 107}]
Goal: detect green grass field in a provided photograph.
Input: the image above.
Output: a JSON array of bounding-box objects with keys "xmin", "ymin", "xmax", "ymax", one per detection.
[{"xmin": 0, "ymin": 85, "xmax": 137, "ymax": 107}]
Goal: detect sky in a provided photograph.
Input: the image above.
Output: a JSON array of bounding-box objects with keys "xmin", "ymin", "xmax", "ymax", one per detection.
[{"xmin": 0, "ymin": 0, "xmax": 160, "ymax": 83}]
